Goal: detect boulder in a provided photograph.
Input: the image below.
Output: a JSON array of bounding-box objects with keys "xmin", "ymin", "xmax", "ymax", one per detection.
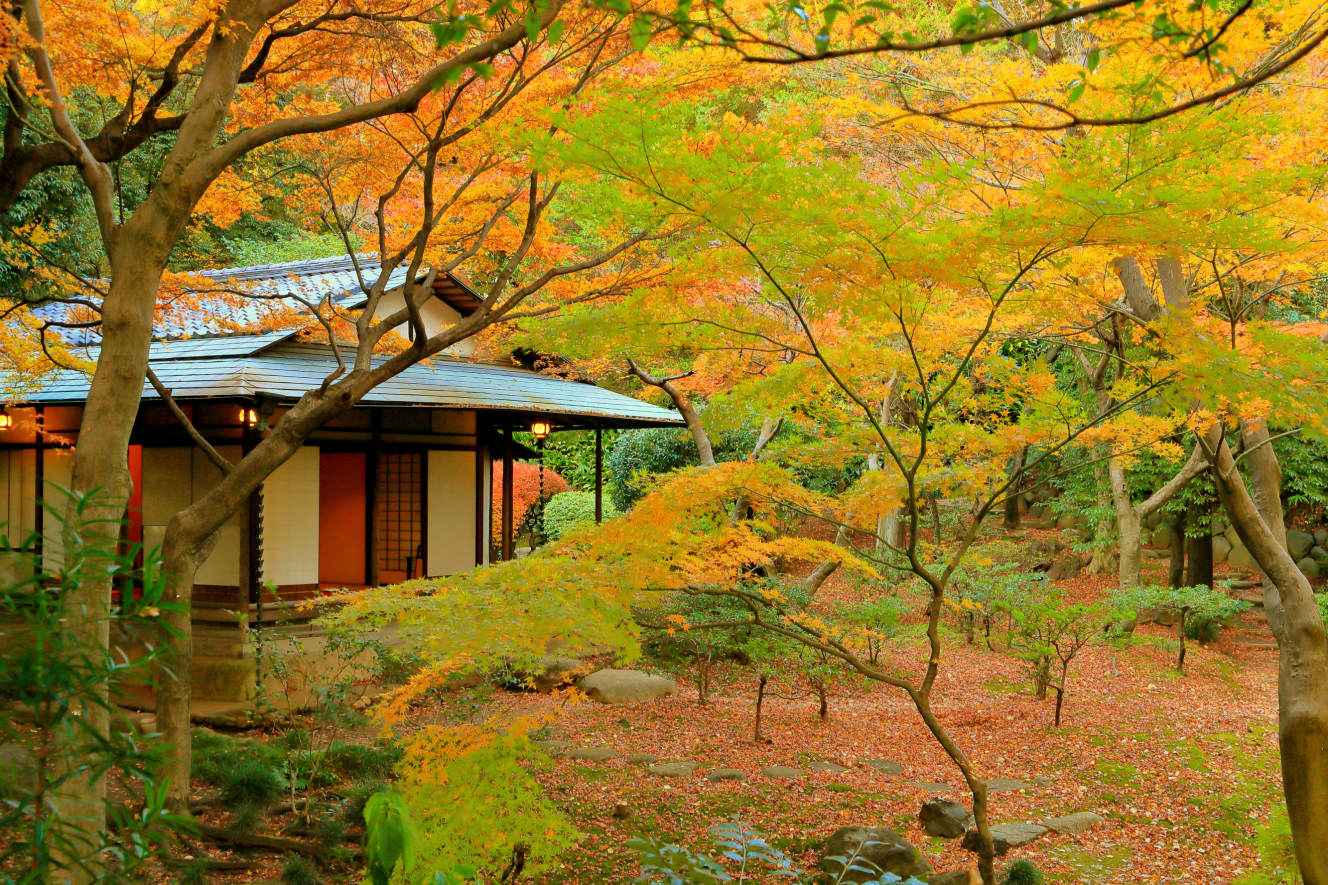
[
  {"xmin": 1313, "ymin": 545, "xmax": 1328, "ymax": 565},
  {"xmin": 820, "ymin": 826, "xmax": 932, "ymax": 883},
  {"xmin": 1043, "ymin": 811, "xmax": 1104, "ymax": 835},
  {"xmin": 706, "ymin": 767, "xmax": 748, "ymax": 782},
  {"xmin": 1055, "ymin": 514, "xmax": 1077, "ymax": 530},
  {"xmin": 1288, "ymin": 530, "xmax": 1316, "ymax": 561},
  {"xmin": 1297, "ymin": 557, "xmax": 1321, "ymax": 580},
  {"xmin": 1046, "ymin": 554, "xmax": 1085, "ymax": 581},
  {"xmin": 929, "ymin": 872, "xmax": 980, "ymax": 885},
  {"xmin": 1019, "ymin": 539, "xmax": 1067, "ymax": 572},
  {"xmin": 1212, "ymin": 536, "xmax": 1232, "ymax": 565},
  {"xmin": 961, "ymin": 823, "xmax": 1046, "ymax": 856},
  {"xmin": 647, "ymin": 761, "xmax": 698, "ymax": 777},
  {"xmin": 0, "ymin": 743, "xmax": 36, "ymax": 796},
  {"xmin": 1315, "ymin": 528, "xmax": 1328, "ymax": 548},
  {"xmin": 532, "ymin": 655, "xmax": 590, "ymax": 693},
  {"xmin": 1224, "ymin": 524, "xmax": 1241, "ymax": 548},
  {"xmin": 1227, "ymin": 543, "xmax": 1257, "ymax": 571},
  {"xmin": 919, "ymin": 799, "xmax": 974, "ymax": 838},
  {"xmin": 1150, "ymin": 524, "xmax": 1174, "ymax": 549},
  {"xmin": 578, "ymin": 669, "xmax": 678, "ymax": 704}
]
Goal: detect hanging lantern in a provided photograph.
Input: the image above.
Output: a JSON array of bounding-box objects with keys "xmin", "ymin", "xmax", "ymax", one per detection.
[{"xmin": 530, "ymin": 419, "xmax": 552, "ymax": 439}]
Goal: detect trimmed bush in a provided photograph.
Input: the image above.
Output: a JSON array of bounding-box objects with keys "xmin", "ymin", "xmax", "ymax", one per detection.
[{"xmin": 543, "ymin": 491, "xmax": 621, "ymax": 540}]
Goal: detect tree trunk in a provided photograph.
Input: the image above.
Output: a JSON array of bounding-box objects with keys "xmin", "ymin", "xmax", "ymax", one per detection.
[
  {"xmin": 1167, "ymin": 511, "xmax": 1187, "ymax": 588},
  {"xmin": 754, "ymin": 675, "xmax": 767, "ymax": 743},
  {"xmin": 1003, "ymin": 447, "xmax": 1027, "ymax": 529},
  {"xmin": 1203, "ymin": 424, "xmax": 1328, "ymax": 883},
  {"xmin": 1185, "ymin": 510, "xmax": 1213, "ymax": 588},
  {"xmin": 1176, "ymin": 608, "xmax": 1188, "ymax": 673},
  {"xmin": 56, "ymin": 249, "xmax": 164, "ymax": 880},
  {"xmin": 1053, "ymin": 685, "xmax": 1065, "ymax": 727}
]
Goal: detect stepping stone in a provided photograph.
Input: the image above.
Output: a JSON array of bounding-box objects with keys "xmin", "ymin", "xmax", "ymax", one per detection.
[
  {"xmin": 648, "ymin": 761, "xmax": 698, "ymax": 777},
  {"xmin": 962, "ymin": 822, "xmax": 1047, "ymax": 855},
  {"xmin": 706, "ymin": 768, "xmax": 748, "ymax": 782},
  {"xmin": 534, "ymin": 740, "xmax": 572, "ymax": 757},
  {"xmin": 911, "ymin": 781, "xmax": 951, "ymax": 793},
  {"xmin": 565, "ymin": 746, "xmax": 617, "ymax": 762},
  {"xmin": 623, "ymin": 753, "xmax": 658, "ymax": 765},
  {"xmin": 761, "ymin": 765, "xmax": 805, "ymax": 780},
  {"xmin": 1044, "ymin": 811, "xmax": 1105, "ymax": 835},
  {"xmin": 809, "ymin": 760, "xmax": 850, "ymax": 774},
  {"xmin": 986, "ymin": 778, "xmax": 1035, "ymax": 793},
  {"xmin": 863, "ymin": 759, "xmax": 904, "ymax": 775}
]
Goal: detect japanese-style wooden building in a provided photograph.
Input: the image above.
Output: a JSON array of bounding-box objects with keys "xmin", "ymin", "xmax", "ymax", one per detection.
[{"xmin": 0, "ymin": 254, "xmax": 681, "ymax": 700}]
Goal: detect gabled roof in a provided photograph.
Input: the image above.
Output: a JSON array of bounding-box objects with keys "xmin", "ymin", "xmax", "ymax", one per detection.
[{"xmin": 23, "ymin": 338, "xmax": 683, "ymax": 427}]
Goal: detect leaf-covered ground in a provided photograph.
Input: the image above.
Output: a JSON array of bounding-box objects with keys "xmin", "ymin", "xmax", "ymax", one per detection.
[{"xmin": 475, "ymin": 566, "xmax": 1284, "ymax": 883}]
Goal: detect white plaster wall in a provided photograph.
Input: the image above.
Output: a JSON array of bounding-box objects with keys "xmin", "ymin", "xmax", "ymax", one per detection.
[
  {"xmin": 139, "ymin": 446, "xmax": 241, "ymax": 585},
  {"xmin": 374, "ymin": 291, "xmax": 476, "ymax": 356},
  {"xmin": 39, "ymin": 449, "xmax": 73, "ymax": 568},
  {"xmin": 427, "ymin": 449, "xmax": 477, "ymax": 576},
  {"xmin": 261, "ymin": 447, "xmax": 320, "ymax": 586},
  {"xmin": 0, "ymin": 448, "xmax": 36, "ymax": 539}
]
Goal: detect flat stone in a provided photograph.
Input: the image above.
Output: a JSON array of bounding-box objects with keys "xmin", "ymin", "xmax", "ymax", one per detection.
[
  {"xmin": 809, "ymin": 760, "xmax": 850, "ymax": 774},
  {"xmin": 762, "ymin": 765, "xmax": 805, "ymax": 780},
  {"xmin": 648, "ymin": 761, "xmax": 698, "ymax": 777},
  {"xmin": 912, "ymin": 781, "xmax": 951, "ymax": 793},
  {"xmin": 579, "ymin": 669, "xmax": 679, "ymax": 704},
  {"xmin": 623, "ymin": 753, "xmax": 658, "ymax": 765},
  {"xmin": 863, "ymin": 759, "xmax": 904, "ymax": 775},
  {"xmin": 985, "ymin": 778, "xmax": 1035, "ymax": 793},
  {"xmin": 1043, "ymin": 811, "xmax": 1105, "ymax": 835},
  {"xmin": 565, "ymin": 746, "xmax": 617, "ymax": 762},
  {"xmin": 930, "ymin": 872, "xmax": 980, "ymax": 885},
  {"xmin": 706, "ymin": 768, "xmax": 748, "ymax": 782},
  {"xmin": 961, "ymin": 822, "xmax": 1047, "ymax": 855}
]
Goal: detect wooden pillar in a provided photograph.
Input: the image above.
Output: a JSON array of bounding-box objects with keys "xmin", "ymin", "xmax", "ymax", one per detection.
[
  {"xmin": 366, "ymin": 409, "xmax": 381, "ymax": 585},
  {"xmin": 594, "ymin": 425, "xmax": 603, "ymax": 524},
  {"xmin": 33, "ymin": 406, "xmax": 44, "ymax": 570},
  {"xmin": 501, "ymin": 425, "xmax": 514, "ymax": 560}
]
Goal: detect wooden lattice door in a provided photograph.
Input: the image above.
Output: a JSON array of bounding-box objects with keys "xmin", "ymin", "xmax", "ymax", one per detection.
[{"xmin": 376, "ymin": 451, "xmax": 424, "ymax": 583}]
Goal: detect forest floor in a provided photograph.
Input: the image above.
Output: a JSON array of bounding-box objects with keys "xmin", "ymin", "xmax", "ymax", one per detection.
[
  {"xmin": 499, "ymin": 569, "xmax": 1283, "ymax": 884},
  {"xmin": 139, "ymin": 527, "xmax": 1289, "ymax": 885}
]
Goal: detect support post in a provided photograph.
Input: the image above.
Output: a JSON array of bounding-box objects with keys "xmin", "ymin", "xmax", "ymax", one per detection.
[
  {"xmin": 366, "ymin": 409, "xmax": 381, "ymax": 585},
  {"xmin": 594, "ymin": 425, "xmax": 603, "ymax": 524},
  {"xmin": 501, "ymin": 425, "xmax": 514, "ymax": 561}
]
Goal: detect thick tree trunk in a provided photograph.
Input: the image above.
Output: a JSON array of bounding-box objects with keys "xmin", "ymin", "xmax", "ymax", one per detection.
[
  {"xmin": 1167, "ymin": 511, "xmax": 1187, "ymax": 588},
  {"xmin": 1203, "ymin": 424, "xmax": 1328, "ymax": 883},
  {"xmin": 1185, "ymin": 511, "xmax": 1213, "ymax": 588},
  {"xmin": 56, "ymin": 248, "xmax": 164, "ymax": 880},
  {"xmin": 1003, "ymin": 447, "xmax": 1027, "ymax": 529}
]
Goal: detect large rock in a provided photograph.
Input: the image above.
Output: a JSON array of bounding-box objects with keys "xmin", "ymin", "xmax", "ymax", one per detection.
[
  {"xmin": 1288, "ymin": 530, "xmax": 1316, "ymax": 561},
  {"xmin": 1212, "ymin": 536, "xmax": 1232, "ymax": 565},
  {"xmin": 1046, "ymin": 554, "xmax": 1085, "ymax": 581},
  {"xmin": 961, "ymin": 823, "xmax": 1046, "ymax": 855},
  {"xmin": 1043, "ymin": 811, "xmax": 1104, "ymax": 835},
  {"xmin": 820, "ymin": 826, "xmax": 932, "ymax": 883},
  {"xmin": 1315, "ymin": 528, "xmax": 1328, "ymax": 548},
  {"xmin": 532, "ymin": 655, "xmax": 590, "ymax": 693},
  {"xmin": 1019, "ymin": 539, "xmax": 1067, "ymax": 572},
  {"xmin": 1297, "ymin": 557, "xmax": 1321, "ymax": 580},
  {"xmin": 578, "ymin": 669, "xmax": 678, "ymax": 704},
  {"xmin": 930, "ymin": 872, "xmax": 980, "ymax": 885},
  {"xmin": 1150, "ymin": 524, "xmax": 1175, "ymax": 549},
  {"xmin": 1312, "ymin": 545, "xmax": 1328, "ymax": 566},
  {"xmin": 0, "ymin": 743, "xmax": 35, "ymax": 796},
  {"xmin": 1227, "ymin": 543, "xmax": 1257, "ymax": 571},
  {"xmin": 919, "ymin": 799, "xmax": 973, "ymax": 838}
]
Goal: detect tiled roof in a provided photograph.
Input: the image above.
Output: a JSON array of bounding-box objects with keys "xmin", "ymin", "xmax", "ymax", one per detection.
[
  {"xmin": 21, "ymin": 338, "xmax": 683, "ymax": 426},
  {"xmin": 35, "ymin": 254, "xmax": 483, "ymax": 343}
]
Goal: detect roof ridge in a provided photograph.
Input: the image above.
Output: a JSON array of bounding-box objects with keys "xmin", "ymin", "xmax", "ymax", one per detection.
[{"xmin": 199, "ymin": 252, "xmax": 381, "ymax": 281}]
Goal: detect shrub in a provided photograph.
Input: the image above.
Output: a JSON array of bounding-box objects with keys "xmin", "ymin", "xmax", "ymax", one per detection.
[
  {"xmin": 489, "ymin": 461, "xmax": 569, "ymax": 542},
  {"xmin": 193, "ymin": 728, "xmax": 284, "ymax": 786},
  {"xmin": 323, "ymin": 740, "xmax": 402, "ymax": 779},
  {"xmin": 218, "ymin": 757, "xmax": 288, "ymax": 809},
  {"xmin": 543, "ymin": 491, "xmax": 621, "ymax": 540},
  {"xmin": 280, "ymin": 853, "xmax": 320, "ymax": 885},
  {"xmin": 1110, "ymin": 584, "xmax": 1250, "ymax": 672},
  {"xmin": 1003, "ymin": 858, "xmax": 1044, "ymax": 885}
]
